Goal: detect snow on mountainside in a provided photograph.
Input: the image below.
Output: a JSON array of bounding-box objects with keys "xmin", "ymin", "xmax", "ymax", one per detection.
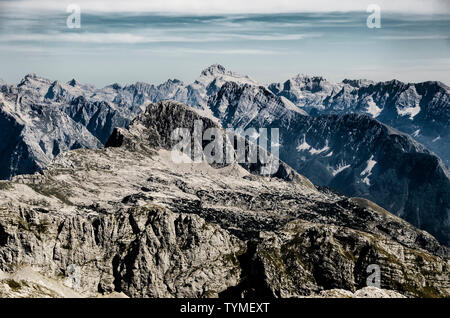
[
  {"xmin": 269, "ymin": 75, "xmax": 343, "ymax": 110},
  {"xmin": 269, "ymin": 76, "xmax": 450, "ymax": 166}
]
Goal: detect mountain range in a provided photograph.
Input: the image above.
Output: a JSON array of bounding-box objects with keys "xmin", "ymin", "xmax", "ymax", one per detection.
[
  {"xmin": 0, "ymin": 65, "xmax": 449, "ymax": 246},
  {"xmin": 269, "ymin": 75, "xmax": 450, "ymax": 167}
]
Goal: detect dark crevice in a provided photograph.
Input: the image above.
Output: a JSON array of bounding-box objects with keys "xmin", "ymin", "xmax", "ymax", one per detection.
[
  {"xmin": 0, "ymin": 224, "xmax": 8, "ymax": 246},
  {"xmin": 56, "ymin": 221, "xmax": 65, "ymax": 237},
  {"xmin": 112, "ymin": 255, "xmax": 122, "ymax": 293},
  {"xmin": 92, "ymin": 219, "xmax": 101, "ymax": 245},
  {"xmin": 219, "ymin": 240, "xmax": 274, "ymax": 299}
]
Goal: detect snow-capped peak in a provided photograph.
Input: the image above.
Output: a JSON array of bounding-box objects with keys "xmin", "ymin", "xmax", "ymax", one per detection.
[
  {"xmin": 18, "ymin": 73, "xmax": 52, "ymax": 87},
  {"xmin": 201, "ymin": 64, "xmax": 227, "ymax": 76},
  {"xmin": 341, "ymin": 78, "xmax": 374, "ymax": 88},
  {"xmin": 197, "ymin": 64, "xmax": 258, "ymax": 87},
  {"xmin": 292, "ymin": 74, "xmax": 326, "ymax": 82},
  {"xmin": 159, "ymin": 78, "xmax": 184, "ymax": 87}
]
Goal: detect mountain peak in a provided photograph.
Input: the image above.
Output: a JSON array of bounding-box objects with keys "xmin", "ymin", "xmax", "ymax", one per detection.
[
  {"xmin": 110, "ymin": 83, "xmax": 122, "ymax": 90},
  {"xmin": 342, "ymin": 78, "xmax": 374, "ymax": 88},
  {"xmin": 384, "ymin": 79, "xmax": 405, "ymax": 87},
  {"xmin": 68, "ymin": 78, "xmax": 78, "ymax": 87},
  {"xmin": 416, "ymin": 80, "xmax": 450, "ymax": 91},
  {"xmin": 24, "ymin": 73, "xmax": 38, "ymax": 79},
  {"xmin": 196, "ymin": 64, "xmax": 258, "ymax": 89},
  {"xmin": 17, "ymin": 73, "xmax": 52, "ymax": 89},
  {"xmin": 292, "ymin": 74, "xmax": 327, "ymax": 83},
  {"xmin": 201, "ymin": 64, "xmax": 227, "ymax": 76},
  {"xmin": 164, "ymin": 78, "xmax": 184, "ymax": 85}
]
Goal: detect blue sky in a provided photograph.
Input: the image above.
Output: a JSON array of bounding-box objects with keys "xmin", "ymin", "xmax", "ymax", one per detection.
[{"xmin": 0, "ymin": 0, "xmax": 449, "ymax": 87}]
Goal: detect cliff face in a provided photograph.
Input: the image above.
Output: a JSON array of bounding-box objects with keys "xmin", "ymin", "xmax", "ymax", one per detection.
[{"xmin": 0, "ymin": 101, "xmax": 448, "ymax": 298}]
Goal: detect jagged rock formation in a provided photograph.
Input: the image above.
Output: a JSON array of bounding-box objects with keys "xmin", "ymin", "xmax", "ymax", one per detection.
[
  {"xmin": 0, "ymin": 78, "xmax": 102, "ymax": 180},
  {"xmin": 0, "ymin": 101, "xmax": 448, "ymax": 298},
  {"xmin": 208, "ymin": 82, "xmax": 307, "ymax": 129}
]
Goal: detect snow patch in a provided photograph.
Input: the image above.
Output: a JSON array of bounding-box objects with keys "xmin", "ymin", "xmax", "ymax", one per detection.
[
  {"xmin": 396, "ymin": 85, "xmax": 421, "ymax": 120},
  {"xmin": 297, "ymin": 135, "xmax": 311, "ymax": 151},
  {"xmin": 309, "ymin": 140, "xmax": 330, "ymax": 155},
  {"xmin": 432, "ymin": 136, "xmax": 441, "ymax": 142},
  {"xmin": 412, "ymin": 129, "xmax": 420, "ymax": 137},
  {"xmin": 360, "ymin": 155, "xmax": 377, "ymax": 186},
  {"xmin": 366, "ymin": 98, "xmax": 382, "ymax": 118},
  {"xmin": 331, "ymin": 163, "xmax": 351, "ymax": 176},
  {"xmin": 280, "ymin": 96, "xmax": 308, "ymax": 116},
  {"xmin": 397, "ymin": 103, "xmax": 421, "ymax": 119}
]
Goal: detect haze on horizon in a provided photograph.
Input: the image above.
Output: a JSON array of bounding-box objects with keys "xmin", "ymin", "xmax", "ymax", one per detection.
[{"xmin": 0, "ymin": 0, "xmax": 449, "ymax": 87}]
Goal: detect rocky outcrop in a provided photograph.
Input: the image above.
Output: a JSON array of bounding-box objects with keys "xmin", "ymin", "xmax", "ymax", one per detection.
[
  {"xmin": 0, "ymin": 86, "xmax": 101, "ymax": 180},
  {"xmin": 310, "ymin": 287, "xmax": 405, "ymax": 298},
  {"xmin": 253, "ymin": 220, "xmax": 449, "ymax": 298}
]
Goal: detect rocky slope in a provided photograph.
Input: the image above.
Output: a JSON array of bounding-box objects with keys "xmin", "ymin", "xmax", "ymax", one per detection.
[
  {"xmin": 0, "ymin": 101, "xmax": 448, "ymax": 298},
  {"xmin": 209, "ymin": 82, "xmax": 450, "ymax": 246},
  {"xmin": 0, "ymin": 78, "xmax": 102, "ymax": 180}
]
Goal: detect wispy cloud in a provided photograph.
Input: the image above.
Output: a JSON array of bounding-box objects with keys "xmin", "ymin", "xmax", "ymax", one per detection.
[
  {"xmin": 0, "ymin": 44, "xmax": 288, "ymax": 56},
  {"xmin": 0, "ymin": 32, "xmax": 321, "ymax": 44},
  {"xmin": 228, "ymin": 33, "xmax": 322, "ymax": 41},
  {"xmin": 376, "ymin": 35, "xmax": 449, "ymax": 40},
  {"xmin": 2, "ymin": 0, "xmax": 449, "ymax": 14},
  {"xmin": 157, "ymin": 48, "xmax": 288, "ymax": 55},
  {"xmin": 0, "ymin": 33, "xmax": 210, "ymax": 44}
]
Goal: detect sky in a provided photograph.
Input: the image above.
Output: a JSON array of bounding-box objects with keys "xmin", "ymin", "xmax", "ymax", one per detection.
[{"xmin": 0, "ymin": 0, "xmax": 449, "ymax": 87}]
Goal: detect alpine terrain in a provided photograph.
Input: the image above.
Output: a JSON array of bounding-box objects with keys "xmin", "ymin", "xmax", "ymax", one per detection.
[{"xmin": 0, "ymin": 101, "xmax": 448, "ymax": 298}]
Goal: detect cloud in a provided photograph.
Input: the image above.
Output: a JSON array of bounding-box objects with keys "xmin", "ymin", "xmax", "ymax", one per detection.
[
  {"xmin": 144, "ymin": 48, "xmax": 289, "ymax": 55},
  {"xmin": 156, "ymin": 48, "xmax": 288, "ymax": 55},
  {"xmin": 0, "ymin": 43, "xmax": 288, "ymax": 56},
  {"xmin": 0, "ymin": 32, "xmax": 321, "ymax": 44},
  {"xmin": 376, "ymin": 35, "xmax": 449, "ymax": 40},
  {"xmin": 0, "ymin": 33, "xmax": 210, "ymax": 44},
  {"xmin": 2, "ymin": 0, "xmax": 449, "ymax": 14}
]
